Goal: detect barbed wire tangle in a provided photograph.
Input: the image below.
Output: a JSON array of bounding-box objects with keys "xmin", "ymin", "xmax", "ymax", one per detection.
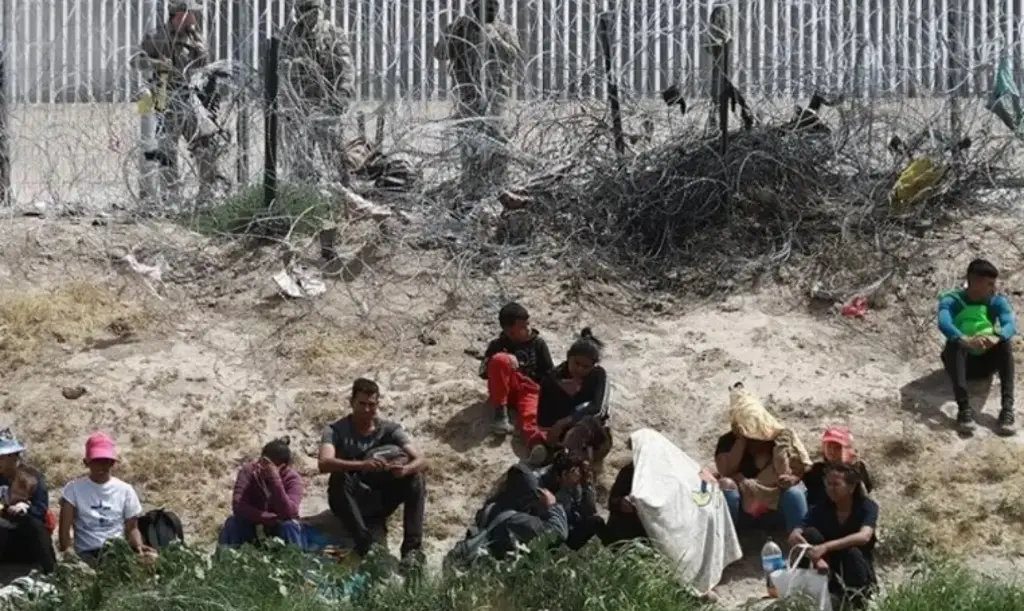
[{"xmin": 1, "ymin": 0, "xmax": 1021, "ymax": 304}]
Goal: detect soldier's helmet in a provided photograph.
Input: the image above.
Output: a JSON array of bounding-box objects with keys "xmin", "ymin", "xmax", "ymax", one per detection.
[
  {"xmin": 168, "ymin": 0, "xmax": 202, "ymax": 11},
  {"xmin": 294, "ymin": 0, "xmax": 325, "ymax": 10}
]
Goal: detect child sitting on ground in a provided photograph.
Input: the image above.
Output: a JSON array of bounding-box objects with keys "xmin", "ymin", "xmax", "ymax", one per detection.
[
  {"xmin": 0, "ymin": 465, "xmax": 39, "ymax": 527},
  {"xmin": 480, "ymin": 302, "xmax": 555, "ymax": 450},
  {"xmin": 532, "ymin": 328, "xmax": 612, "ymax": 466},
  {"xmin": 802, "ymin": 426, "xmax": 874, "ymax": 508}
]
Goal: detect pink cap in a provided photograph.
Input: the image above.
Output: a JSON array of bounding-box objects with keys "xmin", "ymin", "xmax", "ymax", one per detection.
[
  {"xmin": 821, "ymin": 426, "xmax": 853, "ymax": 447},
  {"xmin": 85, "ymin": 433, "xmax": 118, "ymax": 462}
]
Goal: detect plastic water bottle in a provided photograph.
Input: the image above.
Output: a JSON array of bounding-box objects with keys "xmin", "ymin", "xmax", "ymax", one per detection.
[{"xmin": 760, "ymin": 537, "xmax": 785, "ymax": 598}]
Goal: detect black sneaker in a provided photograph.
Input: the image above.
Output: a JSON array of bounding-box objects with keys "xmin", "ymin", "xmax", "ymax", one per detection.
[
  {"xmin": 998, "ymin": 407, "xmax": 1017, "ymax": 437},
  {"xmin": 956, "ymin": 407, "xmax": 977, "ymax": 434}
]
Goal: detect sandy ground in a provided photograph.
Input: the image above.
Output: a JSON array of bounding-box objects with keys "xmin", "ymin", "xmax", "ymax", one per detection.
[{"xmin": 2, "ymin": 97, "xmax": 1024, "ymax": 607}]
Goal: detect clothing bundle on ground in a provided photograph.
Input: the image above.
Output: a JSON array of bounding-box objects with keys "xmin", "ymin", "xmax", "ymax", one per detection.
[{"xmin": 628, "ymin": 428, "xmax": 742, "ymax": 594}]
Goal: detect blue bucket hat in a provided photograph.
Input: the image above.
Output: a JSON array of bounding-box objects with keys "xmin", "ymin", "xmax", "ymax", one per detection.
[{"xmin": 0, "ymin": 429, "xmax": 25, "ymax": 457}]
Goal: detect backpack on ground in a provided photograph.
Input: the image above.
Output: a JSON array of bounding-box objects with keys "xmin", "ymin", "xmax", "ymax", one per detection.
[{"xmin": 138, "ymin": 509, "xmax": 184, "ymax": 549}]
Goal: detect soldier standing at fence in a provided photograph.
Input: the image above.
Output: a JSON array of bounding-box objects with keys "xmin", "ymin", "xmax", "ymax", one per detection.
[
  {"xmin": 279, "ymin": 0, "xmax": 356, "ymax": 186},
  {"xmin": 434, "ymin": 0, "xmax": 522, "ymax": 199},
  {"xmin": 131, "ymin": 0, "xmax": 220, "ymax": 205}
]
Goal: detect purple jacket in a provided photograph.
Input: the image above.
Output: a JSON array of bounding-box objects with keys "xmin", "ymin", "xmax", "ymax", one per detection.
[{"xmin": 232, "ymin": 462, "xmax": 302, "ymax": 525}]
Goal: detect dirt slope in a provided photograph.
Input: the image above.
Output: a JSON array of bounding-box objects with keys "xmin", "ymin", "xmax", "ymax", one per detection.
[{"xmin": 1, "ymin": 210, "xmax": 1023, "ymax": 607}]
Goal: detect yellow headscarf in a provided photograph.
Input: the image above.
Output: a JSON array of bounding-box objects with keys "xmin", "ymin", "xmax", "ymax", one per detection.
[{"xmin": 727, "ymin": 384, "xmax": 782, "ymax": 441}]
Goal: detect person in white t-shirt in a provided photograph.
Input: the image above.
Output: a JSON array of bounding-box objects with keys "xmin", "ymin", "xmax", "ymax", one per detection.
[{"xmin": 57, "ymin": 433, "xmax": 156, "ymax": 564}]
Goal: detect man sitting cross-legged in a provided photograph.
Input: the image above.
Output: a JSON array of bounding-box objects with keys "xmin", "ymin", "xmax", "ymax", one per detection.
[
  {"xmin": 318, "ymin": 378, "xmax": 428, "ymax": 571},
  {"xmin": 938, "ymin": 258, "xmax": 1018, "ymax": 435}
]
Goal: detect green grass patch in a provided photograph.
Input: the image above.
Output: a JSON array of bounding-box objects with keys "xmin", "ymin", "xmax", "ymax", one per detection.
[
  {"xmin": 184, "ymin": 184, "xmax": 334, "ymax": 239},
  {"xmin": 17, "ymin": 540, "xmax": 1024, "ymax": 611}
]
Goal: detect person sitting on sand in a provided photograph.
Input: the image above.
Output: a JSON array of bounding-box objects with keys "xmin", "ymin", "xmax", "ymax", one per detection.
[
  {"xmin": 938, "ymin": 258, "xmax": 1017, "ymax": 435},
  {"xmin": 537, "ymin": 450, "xmax": 604, "ymax": 550},
  {"xmin": 318, "ymin": 378, "xmax": 427, "ymax": 570},
  {"xmin": 480, "ymin": 302, "xmax": 554, "ymax": 445},
  {"xmin": 0, "ymin": 429, "xmax": 56, "ymax": 574},
  {"xmin": 788, "ymin": 462, "xmax": 878, "ymax": 609},
  {"xmin": 58, "ymin": 433, "xmax": 157, "ymax": 565},
  {"xmin": 601, "ymin": 460, "xmax": 648, "ymax": 546},
  {"xmin": 532, "ymin": 328, "xmax": 613, "ymax": 467},
  {"xmin": 444, "ymin": 463, "xmax": 568, "ymax": 568},
  {"xmin": 218, "ymin": 437, "xmax": 303, "ymax": 549},
  {"xmin": 803, "ymin": 426, "xmax": 873, "ymax": 509},
  {"xmin": 714, "ymin": 383, "xmax": 811, "ymax": 534}
]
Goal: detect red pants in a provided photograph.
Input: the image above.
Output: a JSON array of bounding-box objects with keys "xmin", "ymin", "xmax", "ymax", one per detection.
[{"xmin": 486, "ymin": 353, "xmax": 545, "ymax": 447}]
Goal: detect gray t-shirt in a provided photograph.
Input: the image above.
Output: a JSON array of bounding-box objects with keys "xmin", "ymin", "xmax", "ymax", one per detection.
[{"xmin": 320, "ymin": 416, "xmax": 411, "ymax": 460}]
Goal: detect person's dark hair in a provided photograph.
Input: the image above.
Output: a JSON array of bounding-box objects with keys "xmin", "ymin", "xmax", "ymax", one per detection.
[
  {"xmin": 967, "ymin": 258, "xmax": 999, "ymax": 279},
  {"xmin": 825, "ymin": 461, "xmax": 865, "ymax": 500},
  {"xmin": 550, "ymin": 449, "xmax": 588, "ymax": 478},
  {"xmin": 498, "ymin": 302, "xmax": 530, "ymax": 330},
  {"xmin": 261, "ymin": 437, "xmax": 292, "ymax": 466},
  {"xmin": 351, "ymin": 378, "xmax": 380, "ymax": 399},
  {"xmin": 567, "ymin": 327, "xmax": 604, "ymax": 363}
]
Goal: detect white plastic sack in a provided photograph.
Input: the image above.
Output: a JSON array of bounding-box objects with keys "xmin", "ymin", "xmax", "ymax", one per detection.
[
  {"xmin": 770, "ymin": 545, "xmax": 834, "ymax": 611},
  {"xmin": 629, "ymin": 428, "xmax": 743, "ymax": 594}
]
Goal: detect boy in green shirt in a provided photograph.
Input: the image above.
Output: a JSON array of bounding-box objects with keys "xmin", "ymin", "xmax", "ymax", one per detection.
[{"xmin": 937, "ymin": 259, "xmax": 1017, "ymax": 435}]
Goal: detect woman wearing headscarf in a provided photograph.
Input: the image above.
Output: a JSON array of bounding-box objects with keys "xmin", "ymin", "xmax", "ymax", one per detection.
[{"xmin": 713, "ymin": 383, "xmax": 811, "ymax": 534}]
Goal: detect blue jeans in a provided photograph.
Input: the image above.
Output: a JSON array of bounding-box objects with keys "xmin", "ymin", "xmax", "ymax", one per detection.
[
  {"xmin": 723, "ymin": 485, "xmax": 808, "ymax": 532},
  {"xmin": 217, "ymin": 516, "xmax": 303, "ymax": 548}
]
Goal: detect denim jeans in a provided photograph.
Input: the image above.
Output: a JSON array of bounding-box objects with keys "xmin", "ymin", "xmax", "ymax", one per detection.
[
  {"xmin": 217, "ymin": 516, "xmax": 304, "ymax": 548},
  {"xmin": 723, "ymin": 484, "xmax": 808, "ymax": 532}
]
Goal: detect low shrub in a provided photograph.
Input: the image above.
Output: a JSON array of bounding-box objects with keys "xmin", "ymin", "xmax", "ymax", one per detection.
[{"xmin": 17, "ymin": 539, "xmax": 1024, "ymax": 611}]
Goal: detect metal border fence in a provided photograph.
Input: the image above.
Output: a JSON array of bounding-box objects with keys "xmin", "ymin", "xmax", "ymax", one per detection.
[{"xmin": 2, "ymin": 0, "xmax": 1023, "ymax": 104}]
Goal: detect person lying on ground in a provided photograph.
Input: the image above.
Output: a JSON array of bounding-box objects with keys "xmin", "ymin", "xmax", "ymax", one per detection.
[
  {"xmin": 58, "ymin": 433, "xmax": 156, "ymax": 566},
  {"xmin": 0, "ymin": 429, "xmax": 56, "ymax": 574},
  {"xmin": 444, "ymin": 463, "xmax": 568, "ymax": 568},
  {"xmin": 938, "ymin": 258, "xmax": 1017, "ymax": 436},
  {"xmin": 601, "ymin": 460, "xmax": 648, "ymax": 546},
  {"xmin": 714, "ymin": 383, "xmax": 811, "ymax": 534},
  {"xmin": 537, "ymin": 450, "xmax": 604, "ymax": 550},
  {"xmin": 788, "ymin": 462, "xmax": 878, "ymax": 609},
  {"xmin": 219, "ymin": 437, "xmax": 303, "ymax": 549},
  {"xmin": 318, "ymin": 378, "xmax": 427, "ymax": 570},
  {"xmin": 532, "ymin": 328, "xmax": 612, "ymax": 467},
  {"xmin": 480, "ymin": 302, "xmax": 554, "ymax": 443},
  {"xmin": 803, "ymin": 426, "xmax": 873, "ymax": 509}
]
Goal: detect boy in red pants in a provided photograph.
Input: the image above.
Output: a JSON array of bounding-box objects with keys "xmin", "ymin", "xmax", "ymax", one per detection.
[{"xmin": 480, "ymin": 303, "xmax": 554, "ymax": 462}]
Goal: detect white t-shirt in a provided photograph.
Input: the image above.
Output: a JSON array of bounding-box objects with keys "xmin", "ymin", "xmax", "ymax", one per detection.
[{"xmin": 61, "ymin": 476, "xmax": 143, "ymax": 553}]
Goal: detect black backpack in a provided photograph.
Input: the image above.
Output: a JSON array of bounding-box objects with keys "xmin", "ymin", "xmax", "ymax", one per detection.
[{"xmin": 138, "ymin": 509, "xmax": 184, "ymax": 549}]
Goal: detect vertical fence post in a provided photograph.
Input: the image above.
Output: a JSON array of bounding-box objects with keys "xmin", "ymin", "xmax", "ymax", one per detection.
[
  {"xmin": 947, "ymin": 1, "xmax": 963, "ymax": 143},
  {"xmin": 0, "ymin": 0, "xmax": 11, "ymax": 207},
  {"xmin": 235, "ymin": 0, "xmax": 251, "ymax": 185},
  {"xmin": 705, "ymin": 5, "xmax": 731, "ymax": 154},
  {"xmin": 263, "ymin": 36, "xmax": 280, "ymax": 209},
  {"xmin": 597, "ymin": 12, "xmax": 624, "ymax": 155}
]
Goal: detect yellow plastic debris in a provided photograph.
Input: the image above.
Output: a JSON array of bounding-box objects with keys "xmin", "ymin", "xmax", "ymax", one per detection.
[{"xmin": 891, "ymin": 157, "xmax": 945, "ymax": 211}]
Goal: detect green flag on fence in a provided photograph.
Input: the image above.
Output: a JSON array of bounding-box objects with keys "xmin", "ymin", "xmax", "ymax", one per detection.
[{"xmin": 987, "ymin": 56, "xmax": 1024, "ymax": 132}]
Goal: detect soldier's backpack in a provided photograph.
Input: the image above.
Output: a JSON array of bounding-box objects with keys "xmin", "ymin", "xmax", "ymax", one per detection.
[{"xmin": 138, "ymin": 509, "xmax": 185, "ymax": 549}]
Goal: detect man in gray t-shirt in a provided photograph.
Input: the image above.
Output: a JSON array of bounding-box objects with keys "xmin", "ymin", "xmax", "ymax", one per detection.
[
  {"xmin": 317, "ymin": 378, "xmax": 427, "ymax": 564},
  {"xmin": 319, "ymin": 417, "xmax": 410, "ymax": 461}
]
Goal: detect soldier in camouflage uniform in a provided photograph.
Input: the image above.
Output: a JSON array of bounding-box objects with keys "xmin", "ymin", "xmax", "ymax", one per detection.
[
  {"xmin": 132, "ymin": 0, "xmax": 221, "ymax": 204},
  {"xmin": 434, "ymin": 0, "xmax": 522, "ymax": 197},
  {"xmin": 280, "ymin": 0, "xmax": 356, "ymax": 185}
]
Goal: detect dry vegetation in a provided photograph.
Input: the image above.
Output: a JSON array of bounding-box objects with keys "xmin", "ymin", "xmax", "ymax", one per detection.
[{"xmin": 0, "ymin": 282, "xmax": 154, "ymax": 372}]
